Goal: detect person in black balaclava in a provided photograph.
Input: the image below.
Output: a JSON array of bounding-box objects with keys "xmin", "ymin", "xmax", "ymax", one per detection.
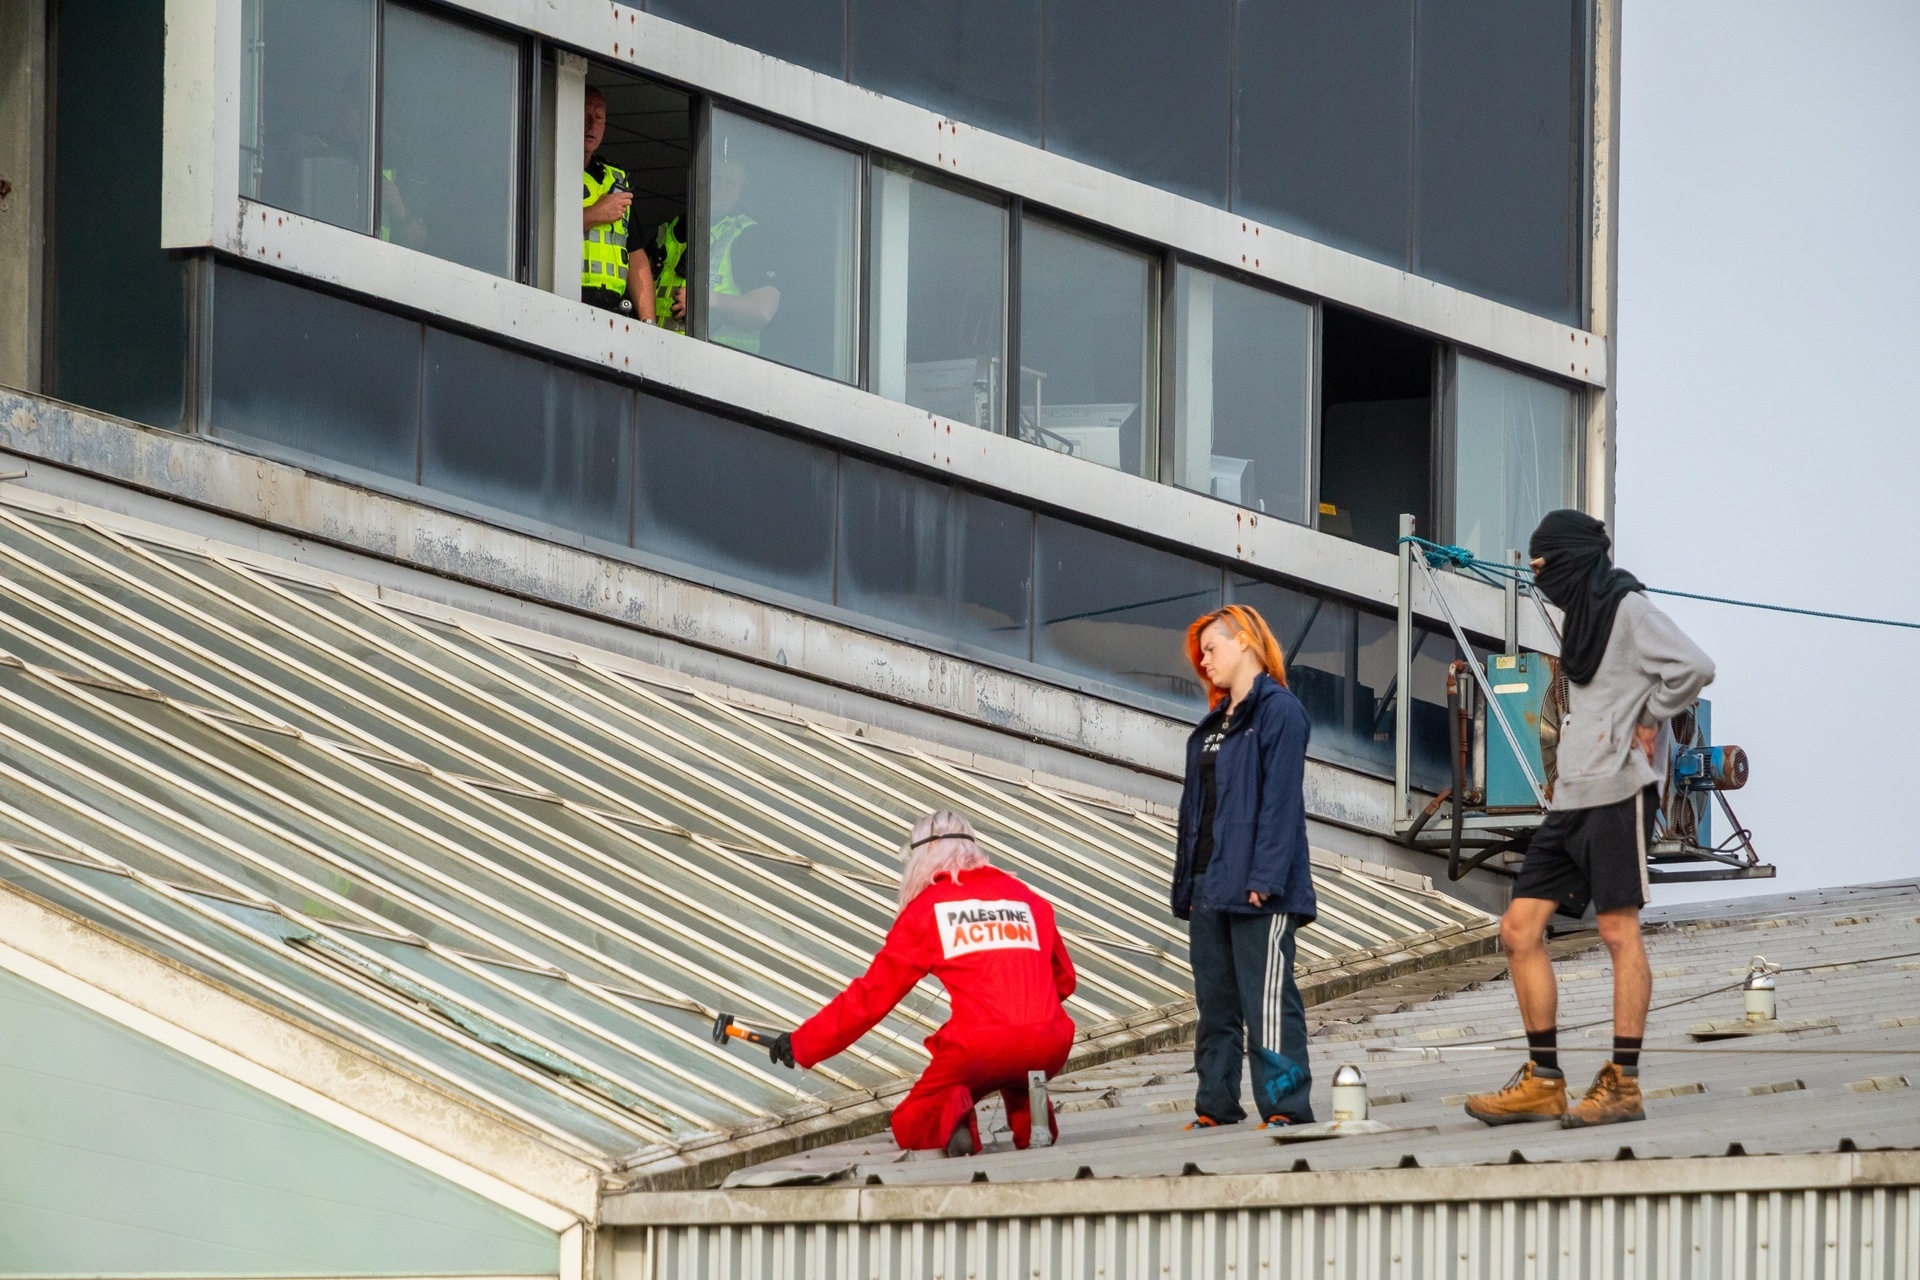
[
  {"xmin": 1525, "ymin": 509, "xmax": 1645, "ymax": 685},
  {"xmin": 1464, "ymin": 509, "xmax": 1714, "ymax": 1133}
]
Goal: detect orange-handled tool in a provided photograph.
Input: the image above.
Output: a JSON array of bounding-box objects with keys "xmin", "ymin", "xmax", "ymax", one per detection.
[{"xmin": 711, "ymin": 1011, "xmax": 781, "ymax": 1048}]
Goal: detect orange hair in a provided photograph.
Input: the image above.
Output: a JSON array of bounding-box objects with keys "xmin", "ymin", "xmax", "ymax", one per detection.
[{"xmin": 1185, "ymin": 604, "xmax": 1289, "ymax": 710}]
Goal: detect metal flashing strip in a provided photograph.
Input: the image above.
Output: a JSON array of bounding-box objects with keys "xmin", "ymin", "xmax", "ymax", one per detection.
[
  {"xmin": 610, "ymin": 1149, "xmax": 1920, "ymax": 1226},
  {"xmin": 0, "ymin": 489, "xmax": 1487, "ymax": 1177}
]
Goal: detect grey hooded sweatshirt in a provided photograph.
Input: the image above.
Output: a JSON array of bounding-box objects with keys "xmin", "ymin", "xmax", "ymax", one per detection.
[{"xmin": 1551, "ymin": 592, "xmax": 1715, "ymax": 811}]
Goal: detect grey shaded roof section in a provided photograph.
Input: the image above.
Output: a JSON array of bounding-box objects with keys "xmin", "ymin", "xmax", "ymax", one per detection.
[
  {"xmin": 725, "ymin": 880, "xmax": 1920, "ymax": 1187},
  {"xmin": 0, "ymin": 493, "xmax": 1488, "ymax": 1186}
]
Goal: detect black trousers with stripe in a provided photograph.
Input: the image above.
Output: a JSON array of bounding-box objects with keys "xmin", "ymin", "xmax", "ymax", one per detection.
[{"xmin": 1189, "ymin": 908, "xmax": 1314, "ymax": 1124}]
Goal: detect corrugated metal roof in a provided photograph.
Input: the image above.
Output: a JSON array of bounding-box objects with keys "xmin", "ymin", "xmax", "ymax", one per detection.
[
  {"xmin": 723, "ymin": 880, "xmax": 1920, "ymax": 1187},
  {"xmin": 0, "ymin": 492, "xmax": 1488, "ymax": 1184}
]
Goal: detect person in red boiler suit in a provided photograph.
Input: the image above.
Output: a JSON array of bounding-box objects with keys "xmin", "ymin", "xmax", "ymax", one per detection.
[{"xmin": 767, "ymin": 809, "xmax": 1077, "ymax": 1157}]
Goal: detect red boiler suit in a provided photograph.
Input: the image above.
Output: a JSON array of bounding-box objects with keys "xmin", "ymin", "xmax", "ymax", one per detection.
[{"xmin": 790, "ymin": 865, "xmax": 1077, "ymax": 1151}]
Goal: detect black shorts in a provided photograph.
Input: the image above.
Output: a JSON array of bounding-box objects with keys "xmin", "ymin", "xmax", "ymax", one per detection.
[{"xmin": 1512, "ymin": 784, "xmax": 1659, "ymax": 916}]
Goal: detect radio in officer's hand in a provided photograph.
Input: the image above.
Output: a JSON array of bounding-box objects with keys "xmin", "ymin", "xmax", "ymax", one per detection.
[{"xmin": 608, "ymin": 173, "xmax": 636, "ymax": 317}]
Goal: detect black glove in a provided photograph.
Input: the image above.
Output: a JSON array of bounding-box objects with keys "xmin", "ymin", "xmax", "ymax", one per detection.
[{"xmin": 768, "ymin": 1031, "xmax": 795, "ymax": 1069}]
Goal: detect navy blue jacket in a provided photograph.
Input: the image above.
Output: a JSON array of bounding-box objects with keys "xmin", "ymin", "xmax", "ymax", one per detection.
[{"xmin": 1171, "ymin": 673, "xmax": 1318, "ymax": 923}]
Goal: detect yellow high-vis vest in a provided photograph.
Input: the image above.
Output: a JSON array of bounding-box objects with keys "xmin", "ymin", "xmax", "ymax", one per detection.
[
  {"xmin": 582, "ymin": 162, "xmax": 629, "ymax": 295},
  {"xmin": 707, "ymin": 213, "xmax": 759, "ymax": 353}
]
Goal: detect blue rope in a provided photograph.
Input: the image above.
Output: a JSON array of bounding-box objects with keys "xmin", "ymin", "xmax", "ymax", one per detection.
[{"xmin": 1396, "ymin": 536, "xmax": 1920, "ymax": 632}]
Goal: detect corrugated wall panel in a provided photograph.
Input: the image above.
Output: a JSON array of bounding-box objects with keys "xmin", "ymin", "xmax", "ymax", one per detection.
[{"xmin": 622, "ymin": 1187, "xmax": 1920, "ymax": 1280}]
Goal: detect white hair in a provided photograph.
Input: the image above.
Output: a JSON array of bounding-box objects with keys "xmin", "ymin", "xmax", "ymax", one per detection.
[{"xmin": 897, "ymin": 809, "xmax": 990, "ymax": 910}]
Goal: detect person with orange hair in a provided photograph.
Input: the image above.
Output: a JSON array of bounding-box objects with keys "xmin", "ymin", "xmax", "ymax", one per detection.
[{"xmin": 1172, "ymin": 605, "xmax": 1317, "ymax": 1128}]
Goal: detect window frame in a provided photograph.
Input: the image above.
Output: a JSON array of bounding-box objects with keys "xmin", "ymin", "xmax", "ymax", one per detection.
[
  {"xmin": 697, "ymin": 99, "xmax": 869, "ymax": 384},
  {"xmin": 1008, "ymin": 204, "xmax": 1166, "ymax": 479},
  {"xmin": 863, "ymin": 156, "xmax": 1014, "ymax": 431},
  {"xmin": 1159, "ymin": 254, "xmax": 1319, "ymax": 520},
  {"xmin": 234, "ymin": 0, "xmax": 530, "ymax": 279},
  {"xmin": 1437, "ymin": 346, "xmax": 1585, "ymax": 557}
]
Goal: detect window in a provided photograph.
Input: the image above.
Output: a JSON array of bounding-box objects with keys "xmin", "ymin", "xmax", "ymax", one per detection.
[
  {"xmin": 421, "ymin": 334, "xmax": 633, "ymax": 545},
  {"xmin": 583, "ymin": 67, "xmax": 694, "ymax": 326},
  {"xmin": 379, "ymin": 4, "xmax": 521, "ymax": 279},
  {"xmin": 703, "ymin": 111, "xmax": 861, "ymax": 383},
  {"xmin": 849, "ymin": 0, "xmax": 1042, "ymax": 145},
  {"xmin": 1017, "ymin": 220, "xmax": 1158, "ymax": 477},
  {"xmin": 1230, "ymin": 575, "xmax": 1457, "ymax": 788},
  {"xmin": 209, "ymin": 267, "xmax": 422, "ymax": 481},
  {"xmin": 1447, "ymin": 354, "xmax": 1577, "ymax": 563},
  {"xmin": 240, "ymin": 0, "xmax": 377, "ymax": 233},
  {"xmin": 1034, "ymin": 519, "xmax": 1218, "ymax": 707},
  {"xmin": 1317, "ymin": 307, "xmax": 1434, "ymax": 552},
  {"xmin": 236, "ymin": 1, "xmax": 521, "ymax": 279},
  {"xmin": 1172, "ymin": 268, "xmax": 1313, "ymax": 523},
  {"xmin": 633, "ymin": 396, "xmax": 837, "ymax": 602},
  {"xmin": 837, "ymin": 461, "xmax": 1031, "ymax": 658},
  {"xmin": 869, "ymin": 165, "xmax": 1008, "ymax": 433}
]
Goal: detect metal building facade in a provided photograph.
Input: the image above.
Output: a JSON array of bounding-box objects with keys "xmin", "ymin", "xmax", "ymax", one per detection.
[{"xmin": 615, "ymin": 1155, "xmax": 1920, "ymax": 1280}]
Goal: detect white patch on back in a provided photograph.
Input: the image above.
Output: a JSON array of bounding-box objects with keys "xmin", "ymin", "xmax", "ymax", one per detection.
[{"xmin": 935, "ymin": 899, "xmax": 1041, "ymax": 959}]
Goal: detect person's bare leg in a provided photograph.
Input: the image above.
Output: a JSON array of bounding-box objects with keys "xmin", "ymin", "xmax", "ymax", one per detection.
[
  {"xmin": 1595, "ymin": 907, "xmax": 1650, "ymax": 1039},
  {"xmin": 1562, "ymin": 906, "xmax": 1651, "ymax": 1127},
  {"xmin": 1464, "ymin": 895, "xmax": 1568, "ymax": 1123},
  {"xmin": 1501, "ymin": 896, "xmax": 1561, "ymax": 1033}
]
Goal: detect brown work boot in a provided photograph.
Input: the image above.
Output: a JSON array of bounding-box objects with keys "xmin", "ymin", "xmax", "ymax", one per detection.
[
  {"xmin": 1561, "ymin": 1062, "xmax": 1645, "ymax": 1128},
  {"xmin": 1464, "ymin": 1062, "xmax": 1567, "ymax": 1125}
]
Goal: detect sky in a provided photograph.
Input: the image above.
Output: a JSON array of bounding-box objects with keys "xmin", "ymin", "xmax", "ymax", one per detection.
[{"xmin": 1613, "ymin": 2, "xmax": 1920, "ymax": 895}]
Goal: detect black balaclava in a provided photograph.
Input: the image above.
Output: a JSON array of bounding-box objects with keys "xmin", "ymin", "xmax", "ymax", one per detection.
[{"xmin": 1527, "ymin": 509, "xmax": 1643, "ymax": 686}]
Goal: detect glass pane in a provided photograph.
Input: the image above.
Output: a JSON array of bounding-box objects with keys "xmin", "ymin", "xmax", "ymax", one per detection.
[
  {"xmin": 209, "ymin": 267, "xmax": 422, "ymax": 480},
  {"xmin": 50, "ymin": 0, "xmax": 185, "ymax": 430},
  {"xmin": 1233, "ymin": 0, "xmax": 1414, "ymax": 269},
  {"xmin": 1017, "ymin": 220, "xmax": 1157, "ymax": 477},
  {"xmin": 706, "ymin": 111, "xmax": 861, "ymax": 382},
  {"xmin": 1408, "ymin": 624, "xmax": 1457, "ymax": 794},
  {"xmin": 1043, "ymin": 0, "xmax": 1231, "ymax": 205},
  {"xmin": 869, "ymin": 165, "xmax": 1008, "ymax": 433},
  {"xmin": 239, "ymin": 0, "xmax": 375, "ymax": 233},
  {"xmin": 1172, "ymin": 268, "xmax": 1313, "ymax": 523},
  {"xmin": 379, "ymin": 3, "xmax": 519, "ymax": 278},
  {"xmin": 648, "ymin": 0, "xmax": 844, "ymax": 77},
  {"xmin": 1033, "ymin": 518, "xmax": 1217, "ymax": 709},
  {"xmin": 1414, "ymin": 0, "xmax": 1582, "ymax": 321},
  {"xmin": 1230, "ymin": 575, "xmax": 1462, "ymax": 786},
  {"xmin": 836, "ymin": 460, "xmax": 1031, "ymax": 658},
  {"xmin": 633, "ymin": 395, "xmax": 835, "ymax": 601},
  {"xmin": 0, "ymin": 967, "xmax": 562, "ymax": 1278},
  {"xmin": 1450, "ymin": 355, "xmax": 1576, "ymax": 563},
  {"xmin": 849, "ymin": 0, "xmax": 1041, "ymax": 145},
  {"xmin": 421, "ymin": 333, "xmax": 633, "ymax": 544}
]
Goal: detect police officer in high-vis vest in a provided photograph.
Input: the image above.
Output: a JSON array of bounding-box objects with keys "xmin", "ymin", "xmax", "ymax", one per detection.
[
  {"xmin": 582, "ymin": 87, "xmax": 655, "ymax": 321},
  {"xmin": 655, "ymin": 141, "xmax": 779, "ymax": 350}
]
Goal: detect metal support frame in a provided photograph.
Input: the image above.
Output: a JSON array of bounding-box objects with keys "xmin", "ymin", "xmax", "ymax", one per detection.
[
  {"xmin": 1393, "ymin": 515, "xmax": 1414, "ymax": 828},
  {"xmin": 1408, "ymin": 549, "xmax": 1545, "ymax": 809}
]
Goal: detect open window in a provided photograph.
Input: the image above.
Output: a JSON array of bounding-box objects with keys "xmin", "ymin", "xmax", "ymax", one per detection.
[
  {"xmin": 1317, "ymin": 306, "xmax": 1435, "ymax": 552},
  {"xmin": 581, "ymin": 64, "xmax": 692, "ymax": 327}
]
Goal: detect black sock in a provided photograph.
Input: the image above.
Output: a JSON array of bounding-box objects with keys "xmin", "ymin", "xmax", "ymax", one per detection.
[
  {"xmin": 1526, "ymin": 1028, "xmax": 1559, "ymax": 1073},
  {"xmin": 1613, "ymin": 1036, "xmax": 1642, "ymax": 1070}
]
